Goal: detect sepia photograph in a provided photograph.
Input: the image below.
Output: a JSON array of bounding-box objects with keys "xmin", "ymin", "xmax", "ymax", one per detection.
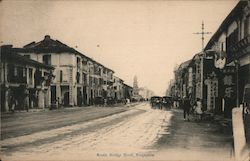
[{"xmin": 0, "ymin": 0, "xmax": 250, "ymax": 161}]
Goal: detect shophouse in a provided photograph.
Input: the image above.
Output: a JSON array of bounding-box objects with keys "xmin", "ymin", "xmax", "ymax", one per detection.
[
  {"xmin": 16, "ymin": 35, "xmax": 114, "ymax": 107},
  {"xmin": 1, "ymin": 45, "xmax": 54, "ymax": 111}
]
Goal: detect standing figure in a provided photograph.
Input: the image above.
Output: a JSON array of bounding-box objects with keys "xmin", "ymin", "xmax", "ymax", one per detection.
[
  {"xmin": 57, "ymin": 97, "xmax": 60, "ymax": 108},
  {"xmin": 10, "ymin": 95, "xmax": 16, "ymax": 113},
  {"xmin": 183, "ymin": 97, "xmax": 191, "ymax": 121},
  {"xmin": 196, "ymin": 98, "xmax": 203, "ymax": 120}
]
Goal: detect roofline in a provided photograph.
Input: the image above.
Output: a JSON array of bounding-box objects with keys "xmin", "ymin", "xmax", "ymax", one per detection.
[
  {"xmin": 21, "ymin": 36, "xmax": 115, "ymax": 73},
  {"xmin": 124, "ymin": 83, "xmax": 133, "ymax": 88},
  {"xmin": 204, "ymin": 1, "xmax": 248, "ymax": 50},
  {"xmin": 114, "ymin": 75, "xmax": 124, "ymax": 82},
  {"xmin": 1, "ymin": 45, "xmax": 54, "ymax": 69}
]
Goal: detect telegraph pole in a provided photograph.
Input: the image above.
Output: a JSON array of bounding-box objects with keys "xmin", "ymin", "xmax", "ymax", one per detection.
[
  {"xmin": 193, "ymin": 21, "xmax": 212, "ymax": 108},
  {"xmin": 193, "ymin": 21, "xmax": 212, "ymax": 51}
]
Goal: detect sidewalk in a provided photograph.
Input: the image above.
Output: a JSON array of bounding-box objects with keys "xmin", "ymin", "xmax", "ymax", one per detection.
[{"xmin": 155, "ymin": 109, "xmax": 233, "ymax": 160}]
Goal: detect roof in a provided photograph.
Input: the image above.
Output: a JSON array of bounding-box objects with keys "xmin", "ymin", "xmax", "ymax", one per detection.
[
  {"xmin": 124, "ymin": 83, "xmax": 133, "ymax": 89},
  {"xmin": 114, "ymin": 75, "xmax": 124, "ymax": 82},
  {"xmin": 1, "ymin": 45, "xmax": 54, "ymax": 69},
  {"xmin": 19, "ymin": 35, "xmax": 114, "ymax": 73},
  {"xmin": 205, "ymin": 1, "xmax": 248, "ymax": 50},
  {"xmin": 178, "ymin": 59, "xmax": 192, "ymax": 70}
]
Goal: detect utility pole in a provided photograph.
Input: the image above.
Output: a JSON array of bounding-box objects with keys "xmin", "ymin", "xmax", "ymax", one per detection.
[
  {"xmin": 193, "ymin": 21, "xmax": 212, "ymax": 51},
  {"xmin": 193, "ymin": 21, "xmax": 212, "ymax": 109}
]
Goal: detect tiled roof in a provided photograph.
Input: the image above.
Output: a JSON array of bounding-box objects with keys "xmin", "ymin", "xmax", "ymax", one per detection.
[
  {"xmin": 20, "ymin": 35, "xmax": 114, "ymax": 73},
  {"xmin": 1, "ymin": 45, "xmax": 54, "ymax": 69}
]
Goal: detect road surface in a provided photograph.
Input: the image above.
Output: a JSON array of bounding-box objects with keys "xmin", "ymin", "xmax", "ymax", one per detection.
[{"xmin": 1, "ymin": 103, "xmax": 234, "ymax": 161}]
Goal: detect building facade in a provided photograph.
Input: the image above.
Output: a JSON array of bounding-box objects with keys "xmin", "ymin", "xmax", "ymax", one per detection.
[
  {"xmin": 205, "ymin": 1, "xmax": 250, "ymax": 117},
  {"xmin": 124, "ymin": 84, "xmax": 133, "ymax": 100},
  {"xmin": 1, "ymin": 45, "xmax": 54, "ymax": 111},
  {"xmin": 16, "ymin": 35, "xmax": 115, "ymax": 107},
  {"xmin": 170, "ymin": 1, "xmax": 250, "ymax": 117},
  {"xmin": 112, "ymin": 76, "xmax": 125, "ymax": 102}
]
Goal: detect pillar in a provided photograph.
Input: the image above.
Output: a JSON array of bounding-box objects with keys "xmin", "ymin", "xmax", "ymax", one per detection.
[
  {"xmin": 38, "ymin": 90, "xmax": 45, "ymax": 109},
  {"xmin": 69, "ymin": 84, "xmax": 74, "ymax": 106},
  {"xmin": 86, "ymin": 86, "xmax": 90, "ymax": 105},
  {"xmin": 44, "ymin": 88, "xmax": 51, "ymax": 108},
  {"xmin": 5, "ymin": 88, "xmax": 10, "ymax": 112}
]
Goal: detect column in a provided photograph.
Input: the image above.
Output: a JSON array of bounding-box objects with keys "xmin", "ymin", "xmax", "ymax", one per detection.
[
  {"xmin": 69, "ymin": 85, "xmax": 74, "ymax": 106},
  {"xmin": 44, "ymin": 88, "xmax": 50, "ymax": 108},
  {"xmin": 38, "ymin": 90, "xmax": 45, "ymax": 109},
  {"xmin": 86, "ymin": 86, "xmax": 90, "ymax": 105},
  {"xmin": 73, "ymin": 85, "xmax": 77, "ymax": 106},
  {"xmin": 5, "ymin": 88, "xmax": 10, "ymax": 112}
]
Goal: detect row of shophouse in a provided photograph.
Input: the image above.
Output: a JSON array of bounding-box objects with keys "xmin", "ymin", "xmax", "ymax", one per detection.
[
  {"xmin": 0, "ymin": 35, "xmax": 133, "ymax": 112},
  {"xmin": 168, "ymin": 1, "xmax": 250, "ymax": 118}
]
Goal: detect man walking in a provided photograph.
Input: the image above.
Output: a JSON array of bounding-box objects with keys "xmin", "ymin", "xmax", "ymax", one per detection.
[{"xmin": 183, "ymin": 97, "xmax": 191, "ymax": 121}]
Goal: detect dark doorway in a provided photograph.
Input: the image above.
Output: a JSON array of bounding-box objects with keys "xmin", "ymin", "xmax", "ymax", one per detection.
[
  {"xmin": 77, "ymin": 87, "xmax": 82, "ymax": 106},
  {"xmin": 51, "ymin": 86, "xmax": 56, "ymax": 104},
  {"xmin": 83, "ymin": 86, "xmax": 87, "ymax": 105},
  {"xmin": 1, "ymin": 86, "xmax": 6, "ymax": 112},
  {"xmin": 90, "ymin": 90, "xmax": 94, "ymax": 105},
  {"xmin": 64, "ymin": 92, "xmax": 69, "ymax": 106},
  {"xmin": 115, "ymin": 92, "xmax": 117, "ymax": 100}
]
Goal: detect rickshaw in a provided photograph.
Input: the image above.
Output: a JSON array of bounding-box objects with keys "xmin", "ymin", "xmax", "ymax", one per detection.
[
  {"xmin": 162, "ymin": 96, "xmax": 173, "ymax": 110},
  {"xmin": 150, "ymin": 96, "xmax": 162, "ymax": 109}
]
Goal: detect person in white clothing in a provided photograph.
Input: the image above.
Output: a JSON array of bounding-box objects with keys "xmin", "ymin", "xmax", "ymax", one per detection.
[{"xmin": 195, "ymin": 98, "xmax": 203, "ymax": 120}]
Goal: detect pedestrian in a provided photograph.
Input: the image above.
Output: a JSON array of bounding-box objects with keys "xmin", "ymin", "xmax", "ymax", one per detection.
[
  {"xmin": 10, "ymin": 95, "xmax": 16, "ymax": 113},
  {"xmin": 183, "ymin": 97, "xmax": 191, "ymax": 121},
  {"xmin": 123, "ymin": 98, "xmax": 127, "ymax": 105},
  {"xmin": 24, "ymin": 89, "xmax": 29, "ymax": 112},
  {"xmin": 57, "ymin": 97, "xmax": 60, "ymax": 108},
  {"xmin": 195, "ymin": 98, "xmax": 203, "ymax": 120}
]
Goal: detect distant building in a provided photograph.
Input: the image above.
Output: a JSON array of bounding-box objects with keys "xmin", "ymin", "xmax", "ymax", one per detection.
[
  {"xmin": 112, "ymin": 76, "xmax": 124, "ymax": 102},
  {"xmin": 139, "ymin": 87, "xmax": 154, "ymax": 100},
  {"xmin": 1, "ymin": 45, "xmax": 54, "ymax": 111},
  {"xmin": 132, "ymin": 76, "xmax": 142, "ymax": 101},
  {"xmin": 124, "ymin": 84, "xmax": 133, "ymax": 100},
  {"xmin": 173, "ymin": 60, "xmax": 192, "ymax": 99},
  {"xmin": 132, "ymin": 76, "xmax": 139, "ymax": 96}
]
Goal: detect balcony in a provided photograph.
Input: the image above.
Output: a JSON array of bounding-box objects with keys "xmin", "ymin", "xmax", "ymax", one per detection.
[
  {"xmin": 227, "ymin": 35, "xmax": 250, "ymax": 62},
  {"xmin": 8, "ymin": 75, "xmax": 27, "ymax": 84}
]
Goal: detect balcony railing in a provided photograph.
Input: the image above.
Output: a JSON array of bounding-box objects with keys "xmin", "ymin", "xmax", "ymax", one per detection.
[
  {"xmin": 227, "ymin": 35, "xmax": 250, "ymax": 62},
  {"xmin": 7, "ymin": 75, "xmax": 27, "ymax": 84}
]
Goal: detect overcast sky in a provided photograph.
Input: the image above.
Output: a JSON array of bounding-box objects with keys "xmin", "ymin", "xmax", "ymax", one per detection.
[{"xmin": 0, "ymin": 0, "xmax": 238, "ymax": 95}]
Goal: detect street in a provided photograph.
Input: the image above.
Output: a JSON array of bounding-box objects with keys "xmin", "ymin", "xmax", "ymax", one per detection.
[{"xmin": 1, "ymin": 103, "xmax": 234, "ymax": 161}]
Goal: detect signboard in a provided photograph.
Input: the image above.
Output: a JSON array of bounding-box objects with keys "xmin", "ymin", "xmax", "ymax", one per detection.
[{"xmin": 222, "ymin": 66, "xmax": 236, "ymax": 99}]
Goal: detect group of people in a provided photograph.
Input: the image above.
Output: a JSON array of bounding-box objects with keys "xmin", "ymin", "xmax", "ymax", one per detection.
[
  {"xmin": 182, "ymin": 97, "xmax": 203, "ymax": 121},
  {"xmin": 8, "ymin": 89, "xmax": 30, "ymax": 112}
]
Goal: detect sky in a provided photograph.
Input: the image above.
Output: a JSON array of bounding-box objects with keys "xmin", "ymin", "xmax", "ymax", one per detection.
[{"xmin": 0, "ymin": 0, "xmax": 238, "ymax": 96}]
